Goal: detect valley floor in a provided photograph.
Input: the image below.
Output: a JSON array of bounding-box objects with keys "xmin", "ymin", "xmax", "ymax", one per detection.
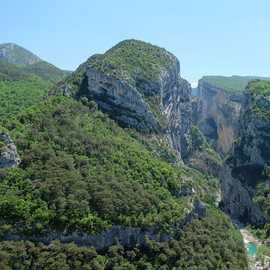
[
  {"xmin": 240, "ymin": 229, "xmax": 262, "ymax": 246},
  {"xmin": 240, "ymin": 228, "xmax": 269, "ymax": 270}
]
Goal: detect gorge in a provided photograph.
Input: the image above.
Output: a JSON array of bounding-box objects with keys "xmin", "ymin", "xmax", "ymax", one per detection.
[{"xmin": 0, "ymin": 39, "xmax": 270, "ymax": 269}]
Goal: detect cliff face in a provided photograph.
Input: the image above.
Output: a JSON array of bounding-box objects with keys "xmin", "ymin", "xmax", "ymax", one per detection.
[
  {"xmin": 220, "ymin": 80, "xmax": 270, "ymax": 225},
  {"xmin": 56, "ymin": 40, "xmax": 193, "ymax": 159},
  {"xmin": 197, "ymin": 79, "xmax": 244, "ymax": 155},
  {"xmin": 163, "ymin": 77, "xmax": 192, "ymax": 158},
  {"xmin": 0, "ymin": 132, "xmax": 20, "ymax": 169},
  {"xmin": 85, "ymin": 66, "xmax": 159, "ymax": 132}
]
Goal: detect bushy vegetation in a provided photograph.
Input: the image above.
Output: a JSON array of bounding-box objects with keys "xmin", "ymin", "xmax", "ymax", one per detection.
[
  {"xmin": 51, "ymin": 55, "xmax": 93, "ymax": 97},
  {"xmin": 90, "ymin": 39, "xmax": 177, "ymax": 86},
  {"xmin": 185, "ymin": 126, "xmax": 222, "ymax": 176},
  {"xmin": 0, "ymin": 96, "xmax": 220, "ymax": 236},
  {"xmin": 251, "ymin": 167, "xmax": 270, "ymax": 240},
  {"xmin": 89, "ymin": 39, "xmax": 179, "ymax": 122},
  {"xmin": 0, "ymin": 40, "xmax": 249, "ymax": 269},
  {"xmin": 23, "ymin": 61, "xmax": 70, "ymax": 83},
  {"xmin": 0, "ymin": 57, "xmax": 69, "ymax": 122},
  {"xmin": 0, "ymin": 60, "xmax": 29, "ymax": 81},
  {"xmin": 55, "ymin": 40, "xmax": 179, "ymax": 125},
  {"xmin": 231, "ymin": 81, "xmax": 270, "ymax": 240},
  {"xmin": 0, "ymin": 76, "xmax": 50, "ymax": 121},
  {"xmin": 0, "ymin": 208, "xmax": 247, "ymax": 270},
  {"xmin": 201, "ymin": 75, "xmax": 270, "ymax": 92},
  {"xmin": 248, "ymin": 80, "xmax": 270, "ymax": 119}
]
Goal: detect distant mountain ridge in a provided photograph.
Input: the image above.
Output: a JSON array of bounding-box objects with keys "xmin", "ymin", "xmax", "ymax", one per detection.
[
  {"xmin": 201, "ymin": 75, "xmax": 270, "ymax": 92},
  {"xmin": 0, "ymin": 42, "xmax": 70, "ymax": 83},
  {"xmin": 0, "ymin": 43, "xmax": 70, "ymax": 121},
  {"xmin": 0, "ymin": 43, "xmax": 41, "ymax": 66}
]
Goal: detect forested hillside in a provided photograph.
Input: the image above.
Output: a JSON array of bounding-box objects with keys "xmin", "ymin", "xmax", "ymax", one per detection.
[{"xmin": 0, "ymin": 40, "xmax": 248, "ymax": 269}]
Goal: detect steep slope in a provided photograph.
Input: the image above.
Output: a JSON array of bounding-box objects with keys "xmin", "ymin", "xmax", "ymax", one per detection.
[
  {"xmin": 0, "ymin": 45, "xmax": 69, "ymax": 122},
  {"xmin": 0, "ymin": 43, "xmax": 41, "ymax": 66},
  {"xmin": 0, "ymin": 208, "xmax": 247, "ymax": 270},
  {"xmin": 0, "ymin": 43, "xmax": 69, "ymax": 83},
  {"xmin": 0, "ymin": 39, "xmax": 248, "ymax": 269},
  {"xmin": 0, "ymin": 96, "xmax": 247, "ymax": 269},
  {"xmin": 196, "ymin": 76, "xmax": 270, "ymax": 156},
  {"xmin": 0, "ymin": 60, "xmax": 50, "ymax": 122},
  {"xmin": 1, "ymin": 96, "xmax": 218, "ymax": 236},
  {"xmin": 220, "ymin": 80, "xmax": 270, "ymax": 227},
  {"xmin": 0, "ymin": 59, "xmax": 29, "ymax": 81},
  {"xmin": 54, "ymin": 39, "xmax": 192, "ymax": 159},
  {"xmin": 184, "ymin": 126, "xmax": 222, "ymax": 177},
  {"xmin": 23, "ymin": 61, "xmax": 69, "ymax": 83},
  {"xmin": 196, "ymin": 77, "xmax": 245, "ymax": 155},
  {"xmin": 0, "ymin": 76, "xmax": 50, "ymax": 122},
  {"xmin": 0, "ymin": 128, "xmax": 20, "ymax": 169}
]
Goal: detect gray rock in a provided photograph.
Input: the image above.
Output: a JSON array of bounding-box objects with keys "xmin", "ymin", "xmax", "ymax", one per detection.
[
  {"xmin": 220, "ymin": 88, "xmax": 270, "ymax": 225},
  {"xmin": 163, "ymin": 77, "xmax": 192, "ymax": 159},
  {"xmin": 196, "ymin": 80, "xmax": 244, "ymax": 156},
  {"xmin": 220, "ymin": 165, "xmax": 265, "ymax": 225},
  {"xmin": 65, "ymin": 54, "xmax": 193, "ymax": 160},
  {"xmin": 85, "ymin": 67, "xmax": 159, "ymax": 132},
  {"xmin": 4, "ymin": 199, "xmax": 206, "ymax": 249},
  {"xmin": 0, "ymin": 133, "xmax": 21, "ymax": 169}
]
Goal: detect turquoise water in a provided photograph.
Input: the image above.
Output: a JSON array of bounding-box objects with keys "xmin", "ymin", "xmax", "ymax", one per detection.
[{"xmin": 247, "ymin": 242, "xmax": 257, "ymax": 256}]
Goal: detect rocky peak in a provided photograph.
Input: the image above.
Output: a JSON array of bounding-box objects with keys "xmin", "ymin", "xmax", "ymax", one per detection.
[{"xmin": 54, "ymin": 39, "xmax": 193, "ymax": 159}]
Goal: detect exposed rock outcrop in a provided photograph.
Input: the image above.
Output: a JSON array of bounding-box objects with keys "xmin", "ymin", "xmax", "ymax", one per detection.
[
  {"xmin": 163, "ymin": 77, "xmax": 192, "ymax": 159},
  {"xmin": 85, "ymin": 66, "xmax": 159, "ymax": 132},
  {"xmin": 0, "ymin": 132, "xmax": 20, "ymax": 168},
  {"xmin": 197, "ymin": 79, "xmax": 244, "ymax": 156},
  {"xmin": 3, "ymin": 200, "xmax": 206, "ymax": 250},
  {"xmin": 220, "ymin": 80, "xmax": 270, "ymax": 225},
  {"xmin": 220, "ymin": 165, "xmax": 265, "ymax": 225},
  {"xmin": 54, "ymin": 40, "xmax": 193, "ymax": 159}
]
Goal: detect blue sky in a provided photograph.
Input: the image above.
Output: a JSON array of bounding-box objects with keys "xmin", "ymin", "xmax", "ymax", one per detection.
[{"xmin": 2, "ymin": 0, "xmax": 270, "ymax": 85}]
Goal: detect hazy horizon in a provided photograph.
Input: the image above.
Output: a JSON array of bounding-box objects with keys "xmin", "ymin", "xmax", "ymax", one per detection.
[{"xmin": 2, "ymin": 0, "xmax": 270, "ymax": 84}]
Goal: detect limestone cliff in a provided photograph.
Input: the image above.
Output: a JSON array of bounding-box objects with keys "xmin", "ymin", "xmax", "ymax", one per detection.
[
  {"xmin": 53, "ymin": 40, "xmax": 193, "ymax": 159},
  {"xmin": 220, "ymin": 80, "xmax": 270, "ymax": 225},
  {"xmin": 197, "ymin": 78, "xmax": 244, "ymax": 156}
]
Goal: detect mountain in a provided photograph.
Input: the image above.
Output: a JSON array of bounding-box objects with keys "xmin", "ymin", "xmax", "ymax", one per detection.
[
  {"xmin": 54, "ymin": 40, "xmax": 223, "ymax": 174},
  {"xmin": 193, "ymin": 77, "xmax": 270, "ymax": 267},
  {"xmin": 0, "ymin": 58, "xmax": 29, "ymax": 81},
  {"xmin": 194, "ymin": 76, "xmax": 269, "ymax": 156},
  {"xmin": 54, "ymin": 40, "xmax": 199, "ymax": 160},
  {"xmin": 23, "ymin": 60, "xmax": 70, "ymax": 83},
  {"xmin": 0, "ymin": 43, "xmax": 70, "ymax": 122},
  {"xmin": 0, "ymin": 40, "xmax": 248, "ymax": 269},
  {"xmin": 0, "ymin": 43, "xmax": 70, "ymax": 83},
  {"xmin": 0, "ymin": 43, "xmax": 41, "ymax": 66},
  {"xmin": 201, "ymin": 75, "xmax": 270, "ymax": 92}
]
